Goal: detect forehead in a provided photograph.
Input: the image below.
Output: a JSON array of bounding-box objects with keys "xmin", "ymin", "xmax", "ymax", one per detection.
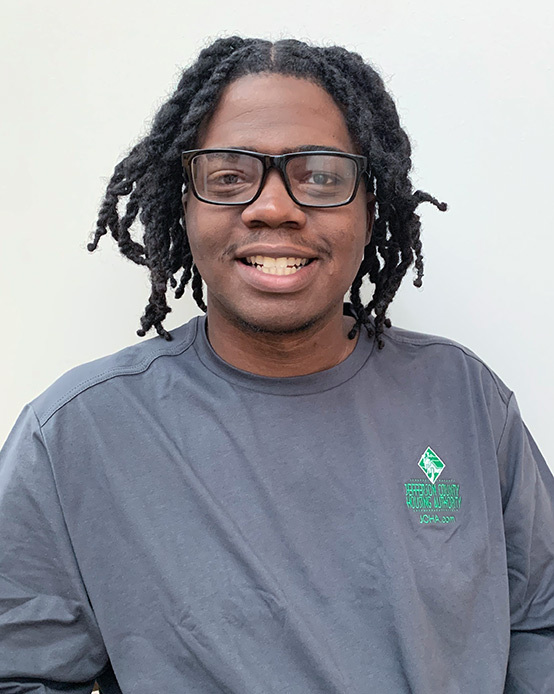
[{"xmin": 198, "ymin": 74, "xmax": 356, "ymax": 154}]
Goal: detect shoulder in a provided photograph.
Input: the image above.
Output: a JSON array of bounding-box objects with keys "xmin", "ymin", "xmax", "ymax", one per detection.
[
  {"xmin": 32, "ymin": 318, "xmax": 200, "ymax": 427},
  {"xmin": 379, "ymin": 323, "xmax": 512, "ymax": 407}
]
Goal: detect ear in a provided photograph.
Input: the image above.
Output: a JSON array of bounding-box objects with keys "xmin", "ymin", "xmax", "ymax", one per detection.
[
  {"xmin": 365, "ymin": 192, "xmax": 376, "ymax": 245},
  {"xmin": 182, "ymin": 192, "xmax": 188, "ymax": 216}
]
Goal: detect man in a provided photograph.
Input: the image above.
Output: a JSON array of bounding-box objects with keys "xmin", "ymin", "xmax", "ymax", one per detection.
[{"xmin": 1, "ymin": 37, "xmax": 553, "ymax": 693}]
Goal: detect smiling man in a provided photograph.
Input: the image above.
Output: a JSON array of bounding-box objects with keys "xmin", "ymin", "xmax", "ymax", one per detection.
[
  {"xmin": 1, "ymin": 37, "xmax": 553, "ymax": 694},
  {"xmin": 184, "ymin": 75, "xmax": 373, "ymax": 376}
]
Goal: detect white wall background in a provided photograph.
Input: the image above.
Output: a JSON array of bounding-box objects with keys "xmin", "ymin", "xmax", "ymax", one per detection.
[{"xmin": 1, "ymin": 0, "xmax": 553, "ymax": 469}]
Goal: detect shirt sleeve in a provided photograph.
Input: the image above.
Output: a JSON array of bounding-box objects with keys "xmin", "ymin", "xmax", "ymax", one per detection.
[
  {"xmin": 498, "ymin": 394, "xmax": 554, "ymax": 693},
  {"xmin": 0, "ymin": 405, "xmax": 109, "ymax": 692}
]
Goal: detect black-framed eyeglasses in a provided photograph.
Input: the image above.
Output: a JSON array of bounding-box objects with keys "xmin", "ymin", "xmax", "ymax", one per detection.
[{"xmin": 181, "ymin": 148, "xmax": 369, "ymax": 208}]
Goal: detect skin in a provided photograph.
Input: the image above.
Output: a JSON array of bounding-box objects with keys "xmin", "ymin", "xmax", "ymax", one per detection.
[{"xmin": 184, "ymin": 74, "xmax": 374, "ymax": 377}]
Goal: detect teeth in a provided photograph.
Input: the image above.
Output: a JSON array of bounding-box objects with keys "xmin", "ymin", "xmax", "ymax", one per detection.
[{"xmin": 244, "ymin": 255, "xmax": 311, "ymax": 275}]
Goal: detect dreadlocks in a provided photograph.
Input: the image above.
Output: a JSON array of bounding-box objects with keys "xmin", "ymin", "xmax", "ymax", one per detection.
[{"xmin": 88, "ymin": 37, "xmax": 446, "ymax": 347}]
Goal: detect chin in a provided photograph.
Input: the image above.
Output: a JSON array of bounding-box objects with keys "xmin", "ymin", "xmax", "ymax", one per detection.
[
  {"xmin": 228, "ymin": 305, "xmax": 327, "ymax": 337},
  {"xmin": 234, "ymin": 314, "xmax": 321, "ymax": 336}
]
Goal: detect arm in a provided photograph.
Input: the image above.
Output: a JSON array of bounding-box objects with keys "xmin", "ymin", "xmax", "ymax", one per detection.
[
  {"xmin": 498, "ymin": 394, "xmax": 554, "ymax": 693},
  {"xmin": 0, "ymin": 406, "xmax": 109, "ymax": 693}
]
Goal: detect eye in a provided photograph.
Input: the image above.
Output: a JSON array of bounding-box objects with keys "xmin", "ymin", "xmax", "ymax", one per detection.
[
  {"xmin": 208, "ymin": 170, "xmax": 246, "ymax": 186},
  {"xmin": 306, "ymin": 172, "xmax": 340, "ymax": 186}
]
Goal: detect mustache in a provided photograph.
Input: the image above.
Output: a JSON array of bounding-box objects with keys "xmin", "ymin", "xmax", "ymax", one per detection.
[{"xmin": 223, "ymin": 234, "xmax": 332, "ymax": 259}]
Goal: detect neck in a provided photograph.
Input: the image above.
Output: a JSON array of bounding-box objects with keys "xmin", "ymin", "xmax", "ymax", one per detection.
[{"xmin": 205, "ymin": 305, "xmax": 358, "ymax": 378}]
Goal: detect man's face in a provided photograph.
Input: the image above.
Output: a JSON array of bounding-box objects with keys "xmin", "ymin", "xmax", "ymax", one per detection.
[{"xmin": 184, "ymin": 73, "xmax": 373, "ymax": 335}]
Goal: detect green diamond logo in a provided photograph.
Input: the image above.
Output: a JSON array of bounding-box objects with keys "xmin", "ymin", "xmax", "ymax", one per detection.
[{"xmin": 418, "ymin": 447, "xmax": 445, "ymax": 484}]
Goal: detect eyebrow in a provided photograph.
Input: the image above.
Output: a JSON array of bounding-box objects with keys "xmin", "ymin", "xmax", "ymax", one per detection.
[{"xmin": 227, "ymin": 145, "xmax": 349, "ymax": 154}]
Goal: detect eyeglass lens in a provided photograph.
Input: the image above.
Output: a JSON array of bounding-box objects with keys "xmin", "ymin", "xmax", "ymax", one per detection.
[{"xmin": 191, "ymin": 152, "xmax": 358, "ymax": 205}]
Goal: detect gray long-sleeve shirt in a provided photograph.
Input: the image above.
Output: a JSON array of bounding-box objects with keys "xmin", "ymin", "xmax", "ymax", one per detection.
[{"xmin": 1, "ymin": 309, "xmax": 553, "ymax": 693}]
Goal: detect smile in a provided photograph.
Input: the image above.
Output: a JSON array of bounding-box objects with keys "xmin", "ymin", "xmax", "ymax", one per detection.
[{"xmin": 241, "ymin": 256, "xmax": 314, "ymax": 275}]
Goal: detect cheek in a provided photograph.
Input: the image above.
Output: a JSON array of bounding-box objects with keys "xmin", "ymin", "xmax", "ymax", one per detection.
[
  {"xmin": 322, "ymin": 229, "xmax": 366, "ymax": 289},
  {"xmin": 336, "ymin": 227, "xmax": 368, "ymax": 286},
  {"xmin": 184, "ymin": 208, "xmax": 221, "ymax": 265},
  {"xmin": 187, "ymin": 234, "xmax": 214, "ymax": 264},
  {"xmin": 337, "ymin": 217, "xmax": 368, "ymax": 264}
]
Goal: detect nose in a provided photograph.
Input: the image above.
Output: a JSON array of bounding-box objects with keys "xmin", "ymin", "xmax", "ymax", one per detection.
[{"xmin": 240, "ymin": 169, "xmax": 307, "ymax": 229}]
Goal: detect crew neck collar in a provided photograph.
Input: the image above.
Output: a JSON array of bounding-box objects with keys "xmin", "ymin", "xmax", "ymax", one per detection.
[{"xmin": 192, "ymin": 303, "xmax": 376, "ymax": 396}]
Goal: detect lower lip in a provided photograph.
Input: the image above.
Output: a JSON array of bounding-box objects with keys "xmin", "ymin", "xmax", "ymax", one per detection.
[{"xmin": 234, "ymin": 260, "xmax": 318, "ymax": 293}]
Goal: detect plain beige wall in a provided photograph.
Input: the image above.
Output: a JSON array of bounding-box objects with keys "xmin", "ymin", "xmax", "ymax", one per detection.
[{"xmin": 1, "ymin": 0, "xmax": 553, "ymax": 469}]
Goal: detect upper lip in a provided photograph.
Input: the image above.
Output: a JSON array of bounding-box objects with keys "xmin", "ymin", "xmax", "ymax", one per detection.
[{"xmin": 234, "ymin": 244, "xmax": 319, "ymax": 259}]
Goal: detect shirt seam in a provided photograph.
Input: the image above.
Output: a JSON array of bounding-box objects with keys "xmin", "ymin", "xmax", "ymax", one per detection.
[
  {"xmin": 193, "ymin": 338, "xmax": 376, "ymax": 396},
  {"xmin": 29, "ymin": 404, "xmax": 108, "ymax": 634},
  {"xmin": 39, "ymin": 330, "xmax": 197, "ymax": 426},
  {"xmin": 384, "ymin": 330, "xmax": 511, "ymax": 406},
  {"xmin": 495, "ymin": 391, "xmax": 515, "ymax": 456}
]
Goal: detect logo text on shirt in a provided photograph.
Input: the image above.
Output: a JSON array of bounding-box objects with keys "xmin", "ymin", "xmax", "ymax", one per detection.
[{"xmin": 404, "ymin": 447, "xmax": 463, "ymax": 525}]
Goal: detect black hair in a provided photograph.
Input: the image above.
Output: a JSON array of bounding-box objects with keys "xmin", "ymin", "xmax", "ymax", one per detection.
[{"xmin": 88, "ymin": 37, "xmax": 446, "ymax": 347}]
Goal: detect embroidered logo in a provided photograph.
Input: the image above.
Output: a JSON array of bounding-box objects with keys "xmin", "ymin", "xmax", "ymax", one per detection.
[
  {"xmin": 418, "ymin": 447, "xmax": 445, "ymax": 484},
  {"xmin": 404, "ymin": 447, "xmax": 462, "ymax": 525}
]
